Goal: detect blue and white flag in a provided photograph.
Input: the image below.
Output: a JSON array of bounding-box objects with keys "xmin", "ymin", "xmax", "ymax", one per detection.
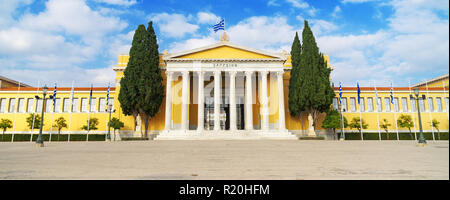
[
  {"xmin": 53, "ymin": 83, "xmax": 57, "ymax": 106},
  {"xmin": 106, "ymin": 83, "xmax": 110, "ymax": 107},
  {"xmin": 89, "ymin": 84, "xmax": 93, "ymax": 107},
  {"xmin": 357, "ymin": 82, "xmax": 361, "ymax": 105},
  {"xmin": 390, "ymin": 83, "xmax": 394, "ymax": 104},
  {"xmin": 339, "ymin": 82, "xmax": 342, "ymax": 104},
  {"xmin": 213, "ymin": 19, "xmax": 225, "ymax": 32}
]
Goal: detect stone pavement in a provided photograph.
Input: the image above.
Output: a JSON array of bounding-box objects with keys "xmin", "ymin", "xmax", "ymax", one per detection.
[{"xmin": 0, "ymin": 140, "xmax": 448, "ymax": 180}]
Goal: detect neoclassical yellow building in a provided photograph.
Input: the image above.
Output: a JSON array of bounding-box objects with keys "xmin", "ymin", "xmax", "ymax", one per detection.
[{"xmin": 0, "ymin": 34, "xmax": 448, "ymax": 140}]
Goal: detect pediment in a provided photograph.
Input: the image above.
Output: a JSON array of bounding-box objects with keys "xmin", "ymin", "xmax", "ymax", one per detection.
[{"xmin": 164, "ymin": 42, "xmax": 286, "ymax": 60}]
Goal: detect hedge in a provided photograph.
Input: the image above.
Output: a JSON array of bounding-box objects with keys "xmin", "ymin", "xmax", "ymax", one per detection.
[
  {"xmin": 0, "ymin": 134, "xmax": 106, "ymax": 142},
  {"xmin": 337, "ymin": 132, "xmax": 448, "ymax": 140}
]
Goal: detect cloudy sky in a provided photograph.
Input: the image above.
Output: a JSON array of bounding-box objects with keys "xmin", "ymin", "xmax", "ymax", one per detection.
[{"xmin": 0, "ymin": 0, "xmax": 448, "ymax": 87}]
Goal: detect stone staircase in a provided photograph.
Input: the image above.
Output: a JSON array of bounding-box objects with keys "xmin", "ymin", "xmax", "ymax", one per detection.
[{"xmin": 155, "ymin": 130, "xmax": 298, "ymax": 140}]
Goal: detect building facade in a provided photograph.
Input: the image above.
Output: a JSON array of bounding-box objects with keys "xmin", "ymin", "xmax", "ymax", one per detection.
[{"xmin": 0, "ymin": 34, "xmax": 448, "ymax": 139}]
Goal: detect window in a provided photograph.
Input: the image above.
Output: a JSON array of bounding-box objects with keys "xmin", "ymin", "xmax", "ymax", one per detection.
[
  {"xmin": 419, "ymin": 98, "xmax": 425, "ymax": 112},
  {"xmin": 410, "ymin": 98, "xmax": 417, "ymax": 112},
  {"xmin": 384, "ymin": 97, "xmax": 391, "ymax": 112},
  {"xmin": 377, "ymin": 97, "xmax": 382, "ymax": 112},
  {"xmin": 445, "ymin": 97, "xmax": 449, "ymax": 112},
  {"xmin": 401, "ymin": 97, "xmax": 408, "ymax": 112},
  {"xmin": 427, "ymin": 97, "xmax": 434, "ymax": 112},
  {"xmin": 436, "ymin": 97, "xmax": 442, "ymax": 112},
  {"xmin": 367, "ymin": 97, "xmax": 373, "ymax": 112},
  {"xmin": 45, "ymin": 99, "xmax": 52, "ymax": 113},
  {"xmin": 17, "ymin": 98, "xmax": 25, "ymax": 113},
  {"xmin": 342, "ymin": 98, "xmax": 348, "ymax": 112},
  {"xmin": 99, "ymin": 98, "xmax": 106, "ymax": 112},
  {"xmin": 332, "ymin": 98, "xmax": 338, "ymax": 111},
  {"xmin": 72, "ymin": 98, "xmax": 78, "ymax": 112},
  {"xmin": 393, "ymin": 97, "xmax": 399, "ymax": 112},
  {"xmin": 359, "ymin": 97, "xmax": 365, "ymax": 112},
  {"xmin": 9, "ymin": 98, "xmax": 15, "ymax": 113},
  {"xmin": 36, "ymin": 99, "xmax": 43, "ymax": 112},
  {"xmin": 350, "ymin": 97, "xmax": 356, "ymax": 112},
  {"xmin": 27, "ymin": 98, "xmax": 34, "ymax": 113},
  {"xmin": 90, "ymin": 98, "xmax": 97, "ymax": 112},
  {"xmin": 0, "ymin": 98, "xmax": 6, "ymax": 112},
  {"xmin": 81, "ymin": 98, "xmax": 87, "ymax": 112},
  {"xmin": 63, "ymin": 98, "xmax": 70, "ymax": 112},
  {"xmin": 53, "ymin": 98, "xmax": 61, "ymax": 112}
]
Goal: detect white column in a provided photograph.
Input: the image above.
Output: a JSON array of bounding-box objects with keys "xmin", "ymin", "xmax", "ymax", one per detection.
[
  {"xmin": 277, "ymin": 71, "xmax": 286, "ymax": 130},
  {"xmin": 245, "ymin": 71, "xmax": 253, "ymax": 130},
  {"xmin": 181, "ymin": 71, "xmax": 189, "ymax": 130},
  {"xmin": 229, "ymin": 71, "xmax": 237, "ymax": 131},
  {"xmin": 197, "ymin": 71, "xmax": 204, "ymax": 132},
  {"xmin": 214, "ymin": 71, "xmax": 221, "ymax": 131},
  {"xmin": 164, "ymin": 71, "xmax": 173, "ymax": 130},
  {"xmin": 261, "ymin": 71, "xmax": 269, "ymax": 130}
]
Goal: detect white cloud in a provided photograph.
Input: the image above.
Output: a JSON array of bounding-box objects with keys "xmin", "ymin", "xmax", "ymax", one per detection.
[
  {"xmin": 286, "ymin": 0, "xmax": 309, "ymax": 9},
  {"xmin": 95, "ymin": 0, "xmax": 137, "ymax": 6},
  {"xmin": 331, "ymin": 6, "xmax": 342, "ymax": 18},
  {"xmin": 197, "ymin": 12, "xmax": 220, "ymax": 24},
  {"xmin": 0, "ymin": 0, "xmax": 130, "ymax": 86},
  {"xmin": 267, "ymin": 0, "xmax": 280, "ymax": 6},
  {"xmin": 310, "ymin": 20, "xmax": 338, "ymax": 36},
  {"xmin": 150, "ymin": 13, "xmax": 199, "ymax": 38},
  {"xmin": 341, "ymin": 0, "xmax": 375, "ymax": 3}
]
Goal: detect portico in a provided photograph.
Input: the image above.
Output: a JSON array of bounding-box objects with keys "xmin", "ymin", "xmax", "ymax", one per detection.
[{"xmin": 157, "ymin": 33, "xmax": 294, "ymax": 139}]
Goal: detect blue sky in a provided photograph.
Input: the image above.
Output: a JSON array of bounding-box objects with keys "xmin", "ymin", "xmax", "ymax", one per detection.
[{"xmin": 0, "ymin": 0, "xmax": 448, "ymax": 87}]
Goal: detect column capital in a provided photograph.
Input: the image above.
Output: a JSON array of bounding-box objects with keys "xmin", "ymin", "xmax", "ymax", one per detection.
[
  {"xmin": 229, "ymin": 71, "xmax": 237, "ymax": 77},
  {"xmin": 276, "ymin": 71, "xmax": 284, "ymax": 77},
  {"xmin": 245, "ymin": 71, "xmax": 253, "ymax": 76},
  {"xmin": 214, "ymin": 70, "xmax": 221, "ymax": 76},
  {"xmin": 182, "ymin": 71, "xmax": 189, "ymax": 76},
  {"xmin": 196, "ymin": 71, "xmax": 205, "ymax": 76},
  {"xmin": 165, "ymin": 71, "xmax": 173, "ymax": 76},
  {"xmin": 260, "ymin": 70, "xmax": 268, "ymax": 76}
]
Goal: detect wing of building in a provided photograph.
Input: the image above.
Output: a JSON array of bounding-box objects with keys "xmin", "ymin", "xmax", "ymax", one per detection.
[{"xmin": 0, "ymin": 34, "xmax": 448, "ymax": 140}]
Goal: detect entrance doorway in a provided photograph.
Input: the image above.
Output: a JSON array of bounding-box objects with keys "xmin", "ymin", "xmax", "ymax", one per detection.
[{"xmin": 204, "ymin": 96, "xmax": 244, "ymax": 130}]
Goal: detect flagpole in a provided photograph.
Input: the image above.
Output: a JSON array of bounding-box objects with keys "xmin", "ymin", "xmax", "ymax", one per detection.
[
  {"xmin": 392, "ymin": 81, "xmax": 399, "ymax": 141},
  {"xmin": 12, "ymin": 82, "xmax": 21, "ymax": 142},
  {"xmin": 425, "ymin": 80, "xmax": 435, "ymax": 141},
  {"xmin": 105, "ymin": 82, "xmax": 110, "ymax": 142},
  {"xmin": 49, "ymin": 82, "xmax": 57, "ymax": 142},
  {"xmin": 408, "ymin": 80, "xmax": 418, "ymax": 141},
  {"xmin": 68, "ymin": 80, "xmax": 74, "ymax": 142},
  {"xmin": 357, "ymin": 82, "xmax": 363, "ymax": 141},
  {"xmin": 87, "ymin": 84, "xmax": 92, "ymax": 142},
  {"xmin": 31, "ymin": 80, "xmax": 40, "ymax": 142},
  {"xmin": 443, "ymin": 81, "xmax": 449, "ymax": 122},
  {"xmin": 374, "ymin": 80, "xmax": 381, "ymax": 141},
  {"xmin": 339, "ymin": 82, "xmax": 345, "ymax": 140}
]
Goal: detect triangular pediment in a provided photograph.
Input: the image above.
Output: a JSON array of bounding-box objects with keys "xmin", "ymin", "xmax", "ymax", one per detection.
[{"xmin": 165, "ymin": 42, "xmax": 286, "ymax": 60}]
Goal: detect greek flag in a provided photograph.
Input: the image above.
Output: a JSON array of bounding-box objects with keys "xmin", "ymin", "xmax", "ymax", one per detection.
[
  {"xmin": 106, "ymin": 83, "xmax": 110, "ymax": 106},
  {"xmin": 213, "ymin": 19, "xmax": 225, "ymax": 32},
  {"xmin": 357, "ymin": 82, "xmax": 361, "ymax": 105},
  {"xmin": 53, "ymin": 83, "xmax": 57, "ymax": 106},
  {"xmin": 339, "ymin": 82, "xmax": 342, "ymax": 104},
  {"xmin": 390, "ymin": 83, "xmax": 394, "ymax": 104},
  {"xmin": 89, "ymin": 84, "xmax": 93, "ymax": 107}
]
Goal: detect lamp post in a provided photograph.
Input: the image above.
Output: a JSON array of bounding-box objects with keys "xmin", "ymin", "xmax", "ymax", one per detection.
[
  {"xmin": 35, "ymin": 85, "xmax": 53, "ymax": 147},
  {"xmin": 106, "ymin": 103, "xmax": 115, "ymax": 141},
  {"xmin": 411, "ymin": 87, "xmax": 426, "ymax": 146}
]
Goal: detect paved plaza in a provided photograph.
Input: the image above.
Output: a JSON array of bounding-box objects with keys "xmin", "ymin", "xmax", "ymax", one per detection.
[{"xmin": 0, "ymin": 140, "xmax": 448, "ymax": 180}]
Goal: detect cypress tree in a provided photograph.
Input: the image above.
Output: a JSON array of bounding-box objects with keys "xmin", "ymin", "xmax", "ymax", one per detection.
[
  {"xmin": 137, "ymin": 21, "xmax": 164, "ymax": 138},
  {"xmin": 288, "ymin": 32, "xmax": 302, "ymax": 120},
  {"xmin": 118, "ymin": 24, "xmax": 148, "ymax": 135},
  {"xmin": 289, "ymin": 20, "xmax": 335, "ymax": 130}
]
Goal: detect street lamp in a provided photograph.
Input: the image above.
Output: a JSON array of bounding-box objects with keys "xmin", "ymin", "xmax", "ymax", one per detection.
[
  {"xmin": 35, "ymin": 85, "xmax": 53, "ymax": 147},
  {"xmin": 410, "ymin": 87, "xmax": 426, "ymax": 146},
  {"xmin": 105, "ymin": 103, "xmax": 115, "ymax": 141}
]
